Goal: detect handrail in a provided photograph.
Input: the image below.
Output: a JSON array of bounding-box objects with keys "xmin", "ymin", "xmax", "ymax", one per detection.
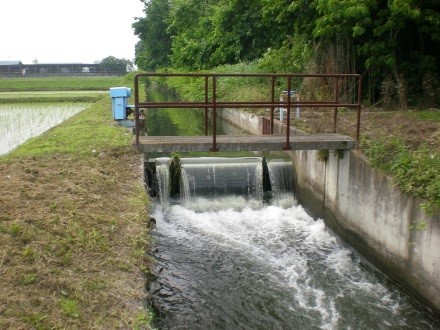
[{"xmin": 134, "ymin": 73, "xmax": 362, "ymax": 151}]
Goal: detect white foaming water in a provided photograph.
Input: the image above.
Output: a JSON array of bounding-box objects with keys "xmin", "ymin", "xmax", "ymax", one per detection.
[
  {"xmin": 151, "ymin": 201, "xmax": 439, "ymax": 329},
  {"xmin": 180, "ymin": 196, "xmax": 263, "ymax": 212}
]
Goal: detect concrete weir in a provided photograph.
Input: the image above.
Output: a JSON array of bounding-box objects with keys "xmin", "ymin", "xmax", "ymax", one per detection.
[{"xmin": 218, "ymin": 108, "xmax": 440, "ymax": 314}]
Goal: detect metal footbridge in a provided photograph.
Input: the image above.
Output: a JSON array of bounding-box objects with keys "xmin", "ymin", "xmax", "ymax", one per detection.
[{"xmin": 132, "ymin": 73, "xmax": 362, "ymax": 152}]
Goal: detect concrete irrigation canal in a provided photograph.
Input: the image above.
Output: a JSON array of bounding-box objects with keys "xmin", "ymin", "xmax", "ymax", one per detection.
[{"xmin": 135, "ymin": 84, "xmax": 440, "ymax": 328}]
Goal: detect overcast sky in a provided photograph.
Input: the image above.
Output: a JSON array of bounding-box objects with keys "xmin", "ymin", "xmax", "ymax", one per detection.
[{"xmin": 0, "ymin": 0, "xmax": 145, "ymax": 64}]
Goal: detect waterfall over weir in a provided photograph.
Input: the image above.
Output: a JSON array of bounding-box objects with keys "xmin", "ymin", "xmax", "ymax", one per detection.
[{"xmin": 145, "ymin": 156, "xmax": 297, "ymax": 209}]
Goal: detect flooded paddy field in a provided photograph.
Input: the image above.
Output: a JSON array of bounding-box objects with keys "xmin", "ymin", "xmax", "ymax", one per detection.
[{"xmin": 0, "ymin": 102, "xmax": 89, "ymax": 155}]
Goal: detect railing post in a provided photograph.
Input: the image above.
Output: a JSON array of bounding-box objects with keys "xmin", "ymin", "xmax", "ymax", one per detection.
[
  {"xmin": 333, "ymin": 77, "xmax": 339, "ymax": 133},
  {"xmin": 211, "ymin": 75, "xmax": 218, "ymax": 151},
  {"xmin": 356, "ymin": 75, "xmax": 362, "ymax": 147},
  {"xmin": 134, "ymin": 74, "xmax": 140, "ymax": 147},
  {"xmin": 284, "ymin": 76, "xmax": 291, "ymax": 150},
  {"xmin": 204, "ymin": 75, "xmax": 209, "ymax": 136},
  {"xmin": 271, "ymin": 76, "xmax": 275, "ymax": 134}
]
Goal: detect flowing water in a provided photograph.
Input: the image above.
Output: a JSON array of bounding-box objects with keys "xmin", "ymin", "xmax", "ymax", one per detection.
[
  {"xmin": 149, "ymin": 157, "xmax": 440, "ymax": 329},
  {"xmin": 0, "ymin": 103, "xmax": 88, "ymax": 155}
]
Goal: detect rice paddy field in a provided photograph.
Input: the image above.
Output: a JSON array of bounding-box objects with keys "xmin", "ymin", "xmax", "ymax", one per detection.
[
  {"xmin": 0, "ymin": 103, "xmax": 90, "ymax": 155},
  {"xmin": 0, "ymin": 75, "xmax": 123, "ymax": 154}
]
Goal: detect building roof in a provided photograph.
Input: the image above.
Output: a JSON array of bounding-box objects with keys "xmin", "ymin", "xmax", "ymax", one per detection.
[
  {"xmin": 25, "ymin": 63, "xmax": 97, "ymax": 66},
  {"xmin": 0, "ymin": 61, "xmax": 23, "ymax": 66}
]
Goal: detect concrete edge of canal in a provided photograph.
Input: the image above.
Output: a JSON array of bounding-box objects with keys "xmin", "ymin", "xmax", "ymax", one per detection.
[{"xmin": 218, "ymin": 108, "xmax": 440, "ymax": 315}]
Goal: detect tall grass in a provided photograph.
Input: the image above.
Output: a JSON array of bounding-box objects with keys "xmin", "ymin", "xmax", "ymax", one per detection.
[{"xmin": 361, "ymin": 136, "xmax": 440, "ymax": 214}]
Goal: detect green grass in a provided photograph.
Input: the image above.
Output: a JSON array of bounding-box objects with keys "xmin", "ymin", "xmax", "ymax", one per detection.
[
  {"xmin": 361, "ymin": 136, "xmax": 440, "ymax": 214},
  {"xmin": 408, "ymin": 109, "xmax": 440, "ymax": 122},
  {"xmin": 0, "ymin": 91, "xmax": 106, "ymax": 103},
  {"xmin": 0, "ymin": 76, "xmax": 123, "ymax": 92},
  {"xmin": 0, "ymin": 75, "xmax": 152, "ymax": 328},
  {"xmin": 160, "ymin": 62, "xmax": 270, "ymax": 103},
  {"xmin": 60, "ymin": 298, "xmax": 80, "ymax": 319}
]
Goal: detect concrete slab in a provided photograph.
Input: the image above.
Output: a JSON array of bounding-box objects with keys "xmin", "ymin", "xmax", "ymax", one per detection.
[{"xmin": 136, "ymin": 134, "xmax": 356, "ymax": 153}]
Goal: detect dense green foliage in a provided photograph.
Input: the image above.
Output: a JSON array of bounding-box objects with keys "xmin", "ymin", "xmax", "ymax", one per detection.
[
  {"xmin": 133, "ymin": 0, "xmax": 172, "ymax": 71},
  {"xmin": 99, "ymin": 56, "xmax": 133, "ymax": 74},
  {"xmin": 133, "ymin": 0, "xmax": 440, "ymax": 106}
]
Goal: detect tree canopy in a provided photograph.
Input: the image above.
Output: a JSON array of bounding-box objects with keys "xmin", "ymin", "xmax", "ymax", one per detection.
[
  {"xmin": 100, "ymin": 56, "xmax": 133, "ymax": 74},
  {"xmin": 133, "ymin": 0, "xmax": 440, "ymax": 105}
]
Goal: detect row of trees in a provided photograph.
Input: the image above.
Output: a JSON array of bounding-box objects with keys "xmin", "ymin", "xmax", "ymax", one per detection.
[
  {"xmin": 133, "ymin": 0, "xmax": 440, "ymax": 106},
  {"xmin": 100, "ymin": 56, "xmax": 134, "ymax": 74}
]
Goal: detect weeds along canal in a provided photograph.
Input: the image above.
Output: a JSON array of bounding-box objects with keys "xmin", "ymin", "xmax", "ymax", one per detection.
[{"xmin": 142, "ymin": 88, "xmax": 440, "ymax": 329}]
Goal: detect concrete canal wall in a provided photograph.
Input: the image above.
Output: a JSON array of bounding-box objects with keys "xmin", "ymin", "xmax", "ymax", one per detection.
[
  {"xmin": 292, "ymin": 149, "xmax": 440, "ymax": 314},
  {"xmin": 218, "ymin": 108, "xmax": 440, "ymax": 313}
]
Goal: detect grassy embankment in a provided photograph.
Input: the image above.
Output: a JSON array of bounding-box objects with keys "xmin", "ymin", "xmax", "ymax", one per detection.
[
  {"xmin": 0, "ymin": 76, "xmax": 120, "ymax": 91},
  {"xmin": 0, "ymin": 76, "xmax": 117, "ymax": 104},
  {"xmin": 158, "ymin": 63, "xmax": 440, "ymax": 214},
  {"xmin": 0, "ymin": 76, "xmax": 153, "ymax": 329}
]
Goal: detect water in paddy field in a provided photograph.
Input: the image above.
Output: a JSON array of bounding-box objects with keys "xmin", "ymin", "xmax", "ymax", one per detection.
[
  {"xmin": 0, "ymin": 103, "xmax": 89, "ymax": 155},
  {"xmin": 148, "ymin": 157, "xmax": 440, "ymax": 329}
]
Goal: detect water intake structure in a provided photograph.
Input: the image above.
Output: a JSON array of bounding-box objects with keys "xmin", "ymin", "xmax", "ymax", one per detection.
[{"xmin": 145, "ymin": 156, "xmax": 440, "ymax": 329}]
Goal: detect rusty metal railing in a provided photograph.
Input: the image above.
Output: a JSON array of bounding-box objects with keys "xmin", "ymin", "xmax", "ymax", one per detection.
[{"xmin": 134, "ymin": 73, "xmax": 362, "ymax": 151}]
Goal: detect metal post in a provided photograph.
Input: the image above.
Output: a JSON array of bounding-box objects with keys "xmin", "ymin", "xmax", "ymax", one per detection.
[
  {"xmin": 284, "ymin": 77, "xmax": 291, "ymax": 150},
  {"xmin": 271, "ymin": 76, "xmax": 275, "ymax": 134},
  {"xmin": 211, "ymin": 75, "xmax": 218, "ymax": 151},
  {"xmin": 204, "ymin": 75, "xmax": 209, "ymax": 136},
  {"xmin": 333, "ymin": 77, "xmax": 339, "ymax": 133},
  {"xmin": 356, "ymin": 76, "xmax": 362, "ymax": 147},
  {"xmin": 134, "ymin": 74, "xmax": 140, "ymax": 147}
]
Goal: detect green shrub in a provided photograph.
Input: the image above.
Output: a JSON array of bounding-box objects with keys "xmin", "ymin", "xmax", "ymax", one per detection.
[{"xmin": 362, "ymin": 137, "xmax": 440, "ymax": 214}]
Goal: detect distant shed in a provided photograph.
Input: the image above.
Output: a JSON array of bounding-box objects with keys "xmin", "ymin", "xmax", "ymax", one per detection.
[
  {"xmin": 0, "ymin": 60, "xmax": 126, "ymax": 76},
  {"xmin": 0, "ymin": 61, "xmax": 24, "ymax": 76}
]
